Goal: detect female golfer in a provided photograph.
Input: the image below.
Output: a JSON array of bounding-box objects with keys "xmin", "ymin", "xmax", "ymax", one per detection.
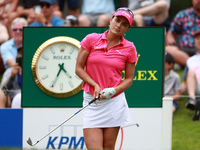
[{"xmin": 75, "ymin": 7, "xmax": 137, "ymax": 150}]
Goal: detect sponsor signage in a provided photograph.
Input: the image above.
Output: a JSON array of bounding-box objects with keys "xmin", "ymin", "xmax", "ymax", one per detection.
[
  {"xmin": 22, "ymin": 27, "xmax": 164, "ymax": 107},
  {"xmin": 23, "ymin": 108, "xmax": 162, "ymax": 150},
  {"xmin": 0, "ymin": 108, "xmax": 163, "ymax": 149}
]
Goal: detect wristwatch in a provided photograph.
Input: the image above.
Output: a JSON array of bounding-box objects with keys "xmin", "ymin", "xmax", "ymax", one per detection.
[{"xmin": 31, "ymin": 36, "xmax": 83, "ymax": 98}]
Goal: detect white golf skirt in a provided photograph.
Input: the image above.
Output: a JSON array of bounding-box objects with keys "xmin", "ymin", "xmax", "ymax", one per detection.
[{"xmin": 82, "ymin": 92, "xmax": 133, "ymax": 129}]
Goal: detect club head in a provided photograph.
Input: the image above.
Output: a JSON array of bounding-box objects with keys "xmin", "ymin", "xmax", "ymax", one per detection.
[
  {"xmin": 136, "ymin": 124, "xmax": 139, "ymax": 127},
  {"xmin": 27, "ymin": 137, "xmax": 33, "ymax": 146}
]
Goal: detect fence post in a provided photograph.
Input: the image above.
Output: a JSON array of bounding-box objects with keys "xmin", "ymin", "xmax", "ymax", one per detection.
[{"xmin": 161, "ymin": 97, "xmax": 173, "ymax": 150}]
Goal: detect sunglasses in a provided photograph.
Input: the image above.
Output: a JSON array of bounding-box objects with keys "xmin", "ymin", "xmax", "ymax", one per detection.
[
  {"xmin": 116, "ymin": 7, "xmax": 134, "ymax": 19},
  {"xmin": 12, "ymin": 28, "xmax": 23, "ymax": 32},
  {"xmin": 40, "ymin": 2, "xmax": 51, "ymax": 8}
]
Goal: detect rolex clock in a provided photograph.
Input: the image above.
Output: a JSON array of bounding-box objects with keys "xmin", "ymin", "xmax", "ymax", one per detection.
[{"xmin": 31, "ymin": 36, "xmax": 83, "ymax": 98}]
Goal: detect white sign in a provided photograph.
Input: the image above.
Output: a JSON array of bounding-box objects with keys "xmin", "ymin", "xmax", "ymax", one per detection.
[{"xmin": 23, "ymin": 108, "xmax": 162, "ymax": 150}]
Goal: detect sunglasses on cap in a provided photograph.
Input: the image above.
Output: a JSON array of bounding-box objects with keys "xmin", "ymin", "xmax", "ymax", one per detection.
[
  {"xmin": 116, "ymin": 7, "xmax": 134, "ymax": 19},
  {"xmin": 40, "ymin": 2, "xmax": 51, "ymax": 8},
  {"xmin": 12, "ymin": 28, "xmax": 23, "ymax": 32}
]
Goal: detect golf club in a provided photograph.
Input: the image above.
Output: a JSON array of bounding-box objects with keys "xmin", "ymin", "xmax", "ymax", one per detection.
[
  {"xmin": 122, "ymin": 123, "xmax": 139, "ymax": 128},
  {"xmin": 27, "ymin": 96, "xmax": 99, "ymax": 146}
]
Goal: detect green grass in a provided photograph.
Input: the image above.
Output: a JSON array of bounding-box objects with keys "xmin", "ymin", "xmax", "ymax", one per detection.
[
  {"xmin": 172, "ymin": 97, "xmax": 200, "ymax": 150},
  {"xmin": 172, "ymin": 70, "xmax": 200, "ymax": 150}
]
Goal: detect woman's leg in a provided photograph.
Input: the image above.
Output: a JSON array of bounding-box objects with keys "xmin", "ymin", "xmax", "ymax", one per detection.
[
  {"xmin": 83, "ymin": 128, "xmax": 104, "ymax": 150},
  {"xmin": 103, "ymin": 127, "xmax": 120, "ymax": 150},
  {"xmin": 187, "ymin": 70, "xmax": 197, "ymax": 100}
]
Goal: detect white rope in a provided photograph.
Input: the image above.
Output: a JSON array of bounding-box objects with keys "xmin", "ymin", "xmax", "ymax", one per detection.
[
  {"xmin": 164, "ymin": 95, "xmax": 200, "ymax": 98},
  {"xmin": 2, "ymin": 89, "xmax": 21, "ymax": 93},
  {"xmin": 2, "ymin": 88, "xmax": 200, "ymax": 98}
]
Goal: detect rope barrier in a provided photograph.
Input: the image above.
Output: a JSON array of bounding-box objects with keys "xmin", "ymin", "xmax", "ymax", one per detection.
[
  {"xmin": 164, "ymin": 95, "xmax": 200, "ymax": 98},
  {"xmin": 2, "ymin": 89, "xmax": 21, "ymax": 93},
  {"xmin": 2, "ymin": 88, "xmax": 200, "ymax": 98}
]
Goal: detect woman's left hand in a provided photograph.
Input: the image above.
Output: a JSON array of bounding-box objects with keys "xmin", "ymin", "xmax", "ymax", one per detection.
[{"xmin": 100, "ymin": 88, "xmax": 116, "ymax": 99}]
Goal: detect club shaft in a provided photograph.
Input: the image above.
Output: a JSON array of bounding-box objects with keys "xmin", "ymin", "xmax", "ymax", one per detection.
[{"xmin": 32, "ymin": 97, "xmax": 98, "ymax": 146}]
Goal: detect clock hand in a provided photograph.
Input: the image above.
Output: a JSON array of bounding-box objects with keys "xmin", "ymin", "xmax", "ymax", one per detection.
[
  {"xmin": 61, "ymin": 64, "xmax": 72, "ymax": 78},
  {"xmin": 50, "ymin": 63, "xmax": 63, "ymax": 87}
]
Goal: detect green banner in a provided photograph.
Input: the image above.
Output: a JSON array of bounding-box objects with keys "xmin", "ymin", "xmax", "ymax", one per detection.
[{"xmin": 22, "ymin": 27, "xmax": 164, "ymax": 107}]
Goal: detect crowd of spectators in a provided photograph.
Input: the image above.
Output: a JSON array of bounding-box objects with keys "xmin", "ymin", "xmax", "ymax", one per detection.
[{"xmin": 0, "ymin": 0, "xmax": 199, "ymax": 120}]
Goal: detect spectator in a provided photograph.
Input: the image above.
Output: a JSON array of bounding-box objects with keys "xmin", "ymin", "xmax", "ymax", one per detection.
[
  {"xmin": 0, "ymin": 0, "xmax": 18, "ymax": 42},
  {"xmin": 57, "ymin": 0, "xmax": 80, "ymax": 18},
  {"xmin": 0, "ymin": 17, "xmax": 27, "ymax": 69},
  {"xmin": 164, "ymin": 53, "xmax": 182, "ymax": 114},
  {"xmin": 114, "ymin": 0, "xmax": 129, "ymax": 10},
  {"xmin": 165, "ymin": 0, "xmax": 200, "ymax": 67},
  {"xmin": 63, "ymin": 15, "xmax": 79, "ymax": 26},
  {"xmin": 128, "ymin": 0, "xmax": 170, "ymax": 28},
  {"xmin": 29, "ymin": 0, "xmax": 64, "ymax": 27},
  {"xmin": 184, "ymin": 29, "xmax": 200, "ymax": 115},
  {"xmin": 7, "ymin": 0, "xmax": 63, "ymax": 26},
  {"xmin": 6, "ymin": 0, "xmax": 39, "ymax": 38},
  {"xmin": 9, "ymin": 0, "xmax": 40, "ymax": 23},
  {"xmin": 78, "ymin": 0, "xmax": 115, "ymax": 27},
  {"xmin": 15, "ymin": 0, "xmax": 62, "ymax": 19},
  {"xmin": 0, "ymin": 22, "xmax": 9, "ymax": 44},
  {"xmin": 0, "ymin": 46, "xmax": 22, "ymax": 108},
  {"xmin": 0, "ymin": 0, "xmax": 18, "ymax": 25}
]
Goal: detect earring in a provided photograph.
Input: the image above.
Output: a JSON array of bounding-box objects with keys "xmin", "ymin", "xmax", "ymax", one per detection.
[{"xmin": 124, "ymin": 33, "xmax": 126, "ymax": 36}]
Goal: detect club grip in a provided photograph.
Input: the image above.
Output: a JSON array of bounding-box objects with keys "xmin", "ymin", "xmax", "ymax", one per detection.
[{"xmin": 88, "ymin": 94, "xmax": 100, "ymax": 105}]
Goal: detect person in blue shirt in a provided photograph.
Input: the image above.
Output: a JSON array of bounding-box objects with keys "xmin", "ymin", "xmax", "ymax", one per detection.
[
  {"xmin": 0, "ymin": 17, "xmax": 27, "ymax": 69},
  {"xmin": 29, "ymin": 0, "xmax": 64, "ymax": 27}
]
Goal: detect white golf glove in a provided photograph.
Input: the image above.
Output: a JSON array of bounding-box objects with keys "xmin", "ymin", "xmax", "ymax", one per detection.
[{"xmin": 100, "ymin": 88, "xmax": 116, "ymax": 99}]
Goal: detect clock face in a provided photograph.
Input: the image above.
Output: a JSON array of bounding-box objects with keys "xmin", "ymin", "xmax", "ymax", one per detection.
[{"xmin": 31, "ymin": 36, "xmax": 83, "ymax": 98}]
